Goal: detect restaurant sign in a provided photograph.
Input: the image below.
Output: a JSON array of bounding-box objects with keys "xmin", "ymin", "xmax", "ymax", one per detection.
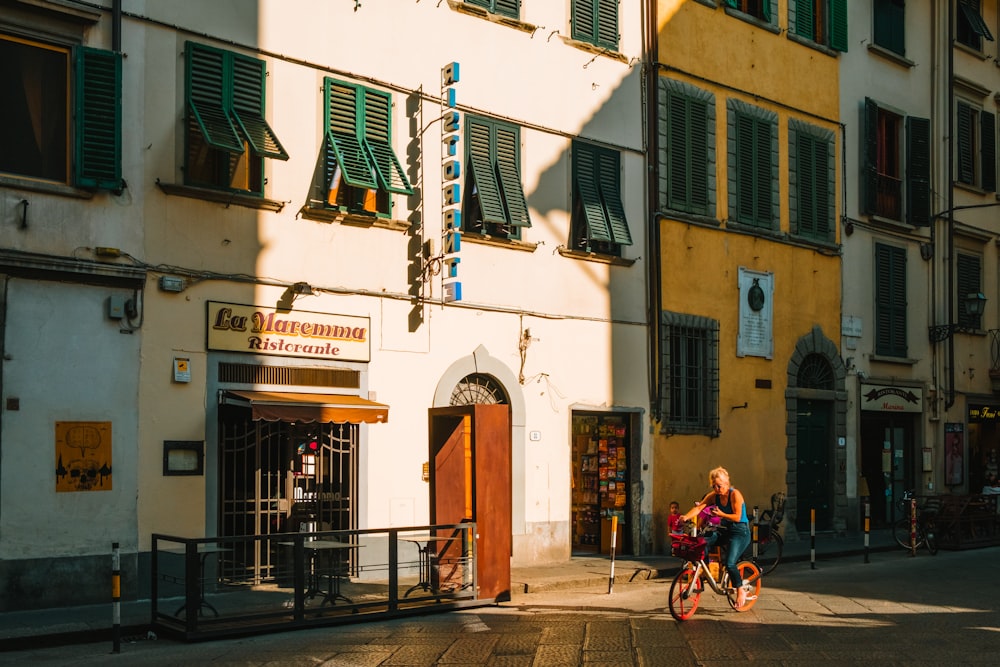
[
  {"xmin": 860, "ymin": 384, "xmax": 922, "ymax": 413},
  {"xmin": 207, "ymin": 301, "xmax": 370, "ymax": 362}
]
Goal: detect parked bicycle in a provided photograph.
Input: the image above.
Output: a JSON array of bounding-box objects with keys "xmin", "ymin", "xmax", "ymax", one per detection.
[
  {"xmin": 741, "ymin": 491, "xmax": 785, "ymax": 575},
  {"xmin": 892, "ymin": 490, "xmax": 939, "ymax": 555},
  {"xmin": 668, "ymin": 532, "xmax": 761, "ymax": 621}
]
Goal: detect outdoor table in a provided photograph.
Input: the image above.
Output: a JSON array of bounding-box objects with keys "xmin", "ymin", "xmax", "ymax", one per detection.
[
  {"xmin": 280, "ymin": 539, "xmax": 362, "ymax": 606},
  {"xmin": 169, "ymin": 543, "xmax": 230, "ymax": 618},
  {"xmin": 400, "ymin": 535, "xmax": 458, "ymax": 597}
]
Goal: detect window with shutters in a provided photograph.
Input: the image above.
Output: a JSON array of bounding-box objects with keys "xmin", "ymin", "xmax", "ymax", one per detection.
[
  {"xmin": 571, "ymin": 0, "xmax": 619, "ymax": 50},
  {"xmin": 957, "ymin": 252, "xmax": 984, "ymax": 330},
  {"xmin": 462, "ymin": 116, "xmax": 531, "ymax": 239},
  {"xmin": 660, "ymin": 312, "xmax": 720, "ymax": 436},
  {"xmin": 874, "ymin": 243, "xmax": 907, "ymax": 358},
  {"xmin": 862, "ymin": 99, "xmax": 931, "ymax": 226},
  {"xmin": 464, "ymin": 0, "xmax": 519, "ymax": 19},
  {"xmin": 659, "ymin": 79, "xmax": 715, "ymax": 217},
  {"xmin": 1, "ymin": 32, "xmax": 121, "ymax": 191},
  {"xmin": 320, "ymin": 78, "xmax": 412, "ymax": 218},
  {"xmin": 185, "ymin": 41, "xmax": 288, "ymax": 196},
  {"xmin": 571, "ymin": 142, "xmax": 633, "ymax": 256},
  {"xmin": 789, "ymin": 120, "xmax": 835, "ymax": 242},
  {"xmin": 727, "ymin": 100, "xmax": 778, "ymax": 231},
  {"xmin": 789, "ymin": 0, "xmax": 848, "ymax": 52},
  {"xmin": 724, "ymin": 0, "xmax": 771, "ymax": 23},
  {"xmin": 873, "ymin": 0, "xmax": 905, "ymax": 56},
  {"xmin": 955, "ymin": 99, "xmax": 996, "ymax": 193},
  {"xmin": 956, "ymin": 0, "xmax": 994, "ymax": 51}
]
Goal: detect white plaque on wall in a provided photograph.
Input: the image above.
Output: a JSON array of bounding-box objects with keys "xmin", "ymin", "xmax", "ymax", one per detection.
[{"xmin": 737, "ymin": 267, "xmax": 774, "ymax": 359}]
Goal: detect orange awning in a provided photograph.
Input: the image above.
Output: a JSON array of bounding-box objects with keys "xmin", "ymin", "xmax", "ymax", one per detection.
[{"xmin": 222, "ymin": 390, "xmax": 388, "ymax": 424}]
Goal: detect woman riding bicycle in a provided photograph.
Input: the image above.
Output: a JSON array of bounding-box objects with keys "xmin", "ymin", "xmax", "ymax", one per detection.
[{"xmin": 681, "ymin": 467, "xmax": 751, "ymax": 607}]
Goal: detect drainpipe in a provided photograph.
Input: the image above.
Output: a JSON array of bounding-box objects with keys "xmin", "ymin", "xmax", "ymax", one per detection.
[
  {"xmin": 644, "ymin": 0, "xmax": 662, "ymax": 422},
  {"xmin": 113, "ymin": 0, "xmax": 121, "ymax": 52},
  {"xmin": 946, "ymin": 0, "xmax": 956, "ymax": 410}
]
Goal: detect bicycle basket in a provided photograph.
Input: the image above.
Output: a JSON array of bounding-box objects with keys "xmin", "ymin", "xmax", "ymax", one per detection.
[{"xmin": 671, "ymin": 535, "xmax": 707, "ymax": 561}]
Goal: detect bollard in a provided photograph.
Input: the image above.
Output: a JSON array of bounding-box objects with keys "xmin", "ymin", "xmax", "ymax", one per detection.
[
  {"xmin": 752, "ymin": 506, "xmax": 759, "ymax": 560},
  {"xmin": 112, "ymin": 542, "xmax": 121, "ymax": 654},
  {"xmin": 810, "ymin": 509, "xmax": 816, "ymax": 569},
  {"xmin": 607, "ymin": 515, "xmax": 618, "ymax": 595},
  {"xmin": 909, "ymin": 497, "xmax": 917, "ymax": 557},
  {"xmin": 864, "ymin": 500, "xmax": 871, "ymax": 563}
]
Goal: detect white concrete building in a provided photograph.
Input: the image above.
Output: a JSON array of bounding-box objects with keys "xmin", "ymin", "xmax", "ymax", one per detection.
[{"xmin": 0, "ymin": 0, "xmax": 652, "ymax": 609}]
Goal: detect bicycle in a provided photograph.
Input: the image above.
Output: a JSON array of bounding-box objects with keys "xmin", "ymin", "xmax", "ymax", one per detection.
[
  {"xmin": 668, "ymin": 532, "xmax": 762, "ymax": 621},
  {"xmin": 892, "ymin": 490, "xmax": 939, "ymax": 555},
  {"xmin": 741, "ymin": 491, "xmax": 785, "ymax": 575}
]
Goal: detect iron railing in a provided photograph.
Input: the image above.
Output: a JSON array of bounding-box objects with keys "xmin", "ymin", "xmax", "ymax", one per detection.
[{"xmin": 151, "ymin": 523, "xmax": 480, "ymax": 641}]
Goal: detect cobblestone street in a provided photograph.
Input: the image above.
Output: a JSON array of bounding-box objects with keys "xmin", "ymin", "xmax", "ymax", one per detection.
[{"xmin": 3, "ymin": 547, "xmax": 999, "ymax": 666}]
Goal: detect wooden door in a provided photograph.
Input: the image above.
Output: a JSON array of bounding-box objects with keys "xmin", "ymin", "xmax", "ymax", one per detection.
[{"xmin": 429, "ymin": 405, "xmax": 511, "ymax": 601}]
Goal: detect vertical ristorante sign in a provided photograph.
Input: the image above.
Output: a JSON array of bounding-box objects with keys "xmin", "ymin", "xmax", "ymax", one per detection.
[
  {"xmin": 441, "ymin": 60, "xmax": 462, "ymax": 303},
  {"xmin": 207, "ymin": 301, "xmax": 371, "ymax": 362}
]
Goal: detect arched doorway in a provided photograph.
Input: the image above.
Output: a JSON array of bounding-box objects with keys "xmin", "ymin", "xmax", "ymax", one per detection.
[{"xmin": 786, "ymin": 327, "xmax": 847, "ymax": 533}]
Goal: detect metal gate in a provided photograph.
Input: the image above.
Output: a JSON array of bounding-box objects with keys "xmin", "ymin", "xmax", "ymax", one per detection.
[{"xmin": 218, "ymin": 402, "xmax": 357, "ymax": 583}]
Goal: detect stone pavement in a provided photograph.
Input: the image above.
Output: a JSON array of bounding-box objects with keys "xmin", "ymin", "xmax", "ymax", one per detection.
[
  {"xmin": 0, "ymin": 527, "xmax": 897, "ymax": 652},
  {"xmin": 3, "ymin": 540, "xmax": 995, "ymax": 666}
]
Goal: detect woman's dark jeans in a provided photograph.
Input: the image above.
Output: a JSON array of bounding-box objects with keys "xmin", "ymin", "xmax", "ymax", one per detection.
[{"xmin": 705, "ymin": 522, "xmax": 751, "ymax": 587}]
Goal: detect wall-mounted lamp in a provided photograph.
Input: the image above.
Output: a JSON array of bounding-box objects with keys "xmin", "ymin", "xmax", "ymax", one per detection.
[
  {"xmin": 292, "ymin": 282, "xmax": 314, "ymax": 296},
  {"xmin": 928, "ymin": 292, "xmax": 987, "ymax": 342}
]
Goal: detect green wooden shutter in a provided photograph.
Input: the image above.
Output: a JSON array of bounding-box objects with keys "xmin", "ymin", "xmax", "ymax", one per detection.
[
  {"xmin": 495, "ymin": 0, "xmax": 520, "ymax": 18},
  {"xmin": 957, "ymin": 253, "xmax": 982, "ymax": 329},
  {"xmin": 956, "ymin": 102, "xmax": 975, "ymax": 185},
  {"xmin": 863, "ymin": 99, "xmax": 878, "ymax": 214},
  {"xmin": 667, "ymin": 93, "xmax": 690, "ymax": 211},
  {"xmin": 873, "ymin": 0, "xmax": 905, "ymax": 54},
  {"xmin": 186, "ymin": 42, "xmax": 243, "ymax": 154},
  {"xmin": 495, "ymin": 124, "xmax": 531, "ymax": 227},
  {"xmin": 688, "ymin": 98, "xmax": 709, "ymax": 214},
  {"xmin": 74, "ymin": 46, "xmax": 121, "ymax": 190},
  {"xmin": 574, "ymin": 144, "xmax": 612, "ymax": 243},
  {"xmin": 761, "ymin": 0, "xmax": 770, "ymax": 21},
  {"xmin": 598, "ymin": 149, "xmax": 632, "ymax": 245},
  {"xmin": 467, "ymin": 118, "xmax": 507, "ymax": 224},
  {"xmin": 362, "ymin": 89, "xmax": 412, "ymax": 195},
  {"xmin": 466, "ymin": 0, "xmax": 491, "ymax": 9},
  {"xmin": 981, "ymin": 110, "xmax": 996, "ymax": 193},
  {"xmin": 572, "ymin": 0, "xmax": 596, "ymax": 44},
  {"xmin": 230, "ymin": 54, "xmax": 288, "ymax": 160},
  {"xmin": 906, "ymin": 116, "xmax": 931, "ymax": 226},
  {"xmin": 596, "ymin": 0, "xmax": 619, "ymax": 49},
  {"xmin": 797, "ymin": 133, "xmax": 817, "ymax": 237},
  {"xmin": 668, "ymin": 94, "xmax": 709, "ymax": 215},
  {"xmin": 875, "ymin": 243, "xmax": 907, "ymax": 357},
  {"xmin": 736, "ymin": 113, "xmax": 755, "ymax": 223},
  {"xmin": 325, "ymin": 79, "xmax": 377, "ymax": 189},
  {"xmin": 754, "ymin": 119, "xmax": 773, "ymax": 226},
  {"xmin": 814, "ymin": 138, "xmax": 830, "ymax": 236},
  {"xmin": 829, "ymin": 0, "xmax": 848, "ymax": 51},
  {"xmin": 960, "ymin": 0, "xmax": 995, "ymax": 41},
  {"xmin": 794, "ymin": 0, "xmax": 814, "ymax": 39}
]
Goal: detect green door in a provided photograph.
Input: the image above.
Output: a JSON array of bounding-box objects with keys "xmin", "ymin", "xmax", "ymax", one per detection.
[{"xmin": 796, "ymin": 399, "xmax": 833, "ymax": 531}]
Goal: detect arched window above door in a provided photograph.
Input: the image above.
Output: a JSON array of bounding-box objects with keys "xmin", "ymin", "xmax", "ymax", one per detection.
[
  {"xmin": 450, "ymin": 373, "xmax": 509, "ymax": 405},
  {"xmin": 796, "ymin": 353, "xmax": 835, "ymax": 390}
]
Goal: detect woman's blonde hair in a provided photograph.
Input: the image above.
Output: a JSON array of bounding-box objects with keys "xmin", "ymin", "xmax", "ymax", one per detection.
[{"xmin": 708, "ymin": 467, "xmax": 730, "ymax": 484}]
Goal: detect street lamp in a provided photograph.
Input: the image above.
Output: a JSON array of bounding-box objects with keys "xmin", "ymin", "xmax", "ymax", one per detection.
[{"xmin": 928, "ymin": 292, "xmax": 988, "ymax": 342}]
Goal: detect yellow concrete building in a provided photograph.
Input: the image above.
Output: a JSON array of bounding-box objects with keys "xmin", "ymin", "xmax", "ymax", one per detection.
[{"xmin": 649, "ymin": 0, "xmax": 846, "ymax": 550}]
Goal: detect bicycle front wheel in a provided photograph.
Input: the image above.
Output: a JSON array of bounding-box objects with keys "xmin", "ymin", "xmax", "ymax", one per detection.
[
  {"xmin": 668, "ymin": 563, "xmax": 702, "ymax": 621},
  {"xmin": 726, "ymin": 561, "xmax": 761, "ymax": 612}
]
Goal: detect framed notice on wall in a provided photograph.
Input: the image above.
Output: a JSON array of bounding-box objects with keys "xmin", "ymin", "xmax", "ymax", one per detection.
[{"xmin": 55, "ymin": 421, "xmax": 112, "ymax": 492}]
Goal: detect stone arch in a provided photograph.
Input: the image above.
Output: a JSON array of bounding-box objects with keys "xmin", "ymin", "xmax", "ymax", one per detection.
[
  {"xmin": 434, "ymin": 345, "xmax": 526, "ymax": 535},
  {"xmin": 785, "ymin": 326, "xmax": 848, "ymax": 533}
]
